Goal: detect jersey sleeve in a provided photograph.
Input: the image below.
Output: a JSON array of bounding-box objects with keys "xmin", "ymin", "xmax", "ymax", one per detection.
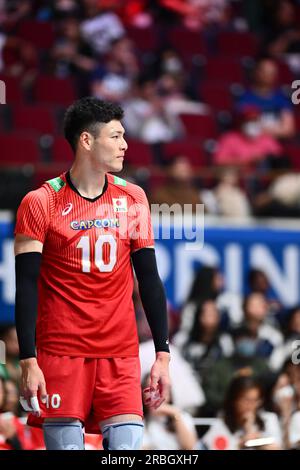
[
  {"xmin": 130, "ymin": 186, "xmax": 154, "ymax": 253},
  {"xmin": 14, "ymin": 188, "xmax": 50, "ymax": 244}
]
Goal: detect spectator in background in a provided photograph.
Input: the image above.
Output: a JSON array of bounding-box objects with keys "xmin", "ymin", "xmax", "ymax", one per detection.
[
  {"xmin": 50, "ymin": 15, "xmax": 96, "ymax": 94},
  {"xmin": 150, "ymin": 155, "xmax": 201, "ymax": 208},
  {"xmin": 0, "ymin": 376, "xmax": 29, "ymax": 450},
  {"xmin": 242, "ymin": 293, "xmax": 283, "ymax": 361},
  {"xmin": 80, "ymin": 0, "xmax": 125, "ymax": 55},
  {"xmin": 270, "ymin": 307, "xmax": 300, "ymax": 370},
  {"xmin": 264, "ymin": 370, "xmax": 296, "ymax": 449},
  {"xmin": 182, "ymin": 298, "xmax": 233, "ymax": 377},
  {"xmin": 263, "ymin": 0, "xmax": 300, "ymax": 71},
  {"xmin": 214, "ymin": 105, "xmax": 284, "ymax": 168},
  {"xmin": 201, "ymin": 327, "xmax": 269, "ymax": 415},
  {"xmin": 237, "ymin": 57, "xmax": 295, "ymax": 140},
  {"xmin": 253, "ymin": 168, "xmax": 300, "ymax": 218},
  {"xmin": 284, "ymin": 360, "xmax": 300, "ymax": 409},
  {"xmin": 282, "ymin": 359, "xmax": 300, "ymax": 449},
  {"xmin": 202, "ymin": 375, "xmax": 282, "ymax": 450},
  {"xmin": 173, "ymin": 266, "xmax": 243, "ymax": 349},
  {"xmin": 157, "ymin": 70, "xmax": 209, "ymax": 116},
  {"xmin": 0, "ymin": 326, "xmax": 20, "ymax": 383},
  {"xmin": 90, "ymin": 36, "xmax": 139, "ymax": 102},
  {"xmin": 123, "ymin": 76, "xmax": 183, "ymax": 143},
  {"xmin": 2, "ymin": 379, "xmax": 20, "ymax": 416},
  {"xmin": 201, "ymin": 167, "xmax": 251, "ymax": 218},
  {"xmin": 142, "ymin": 374, "xmax": 198, "ymax": 450},
  {"xmin": 248, "ymin": 268, "xmax": 283, "ymax": 323},
  {"xmin": 0, "ymin": 1, "xmax": 32, "ymax": 29},
  {"xmin": 2, "ymin": 36, "xmax": 38, "ymax": 91}
]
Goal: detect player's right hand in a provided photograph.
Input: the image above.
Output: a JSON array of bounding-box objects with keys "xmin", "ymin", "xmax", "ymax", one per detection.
[{"xmin": 19, "ymin": 358, "xmax": 47, "ymax": 417}]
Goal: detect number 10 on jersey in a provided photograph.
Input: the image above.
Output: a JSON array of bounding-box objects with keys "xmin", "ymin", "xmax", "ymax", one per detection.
[{"xmin": 77, "ymin": 234, "xmax": 117, "ymax": 273}]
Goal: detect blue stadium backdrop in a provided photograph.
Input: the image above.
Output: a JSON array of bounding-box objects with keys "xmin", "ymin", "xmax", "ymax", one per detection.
[{"xmin": 1, "ymin": 214, "xmax": 300, "ymax": 323}]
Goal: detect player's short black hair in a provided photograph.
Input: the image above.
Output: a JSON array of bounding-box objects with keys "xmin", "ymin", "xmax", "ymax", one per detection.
[{"xmin": 63, "ymin": 97, "xmax": 124, "ymax": 152}]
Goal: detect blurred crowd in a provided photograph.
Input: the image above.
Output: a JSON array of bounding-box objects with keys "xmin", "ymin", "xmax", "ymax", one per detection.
[
  {"xmin": 0, "ymin": 0, "xmax": 300, "ymax": 217},
  {"xmin": 1, "ymin": 265, "xmax": 300, "ymax": 450},
  {"xmin": 0, "ymin": 0, "xmax": 300, "ymax": 451}
]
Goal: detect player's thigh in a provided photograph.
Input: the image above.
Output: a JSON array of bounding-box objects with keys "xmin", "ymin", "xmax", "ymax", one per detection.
[
  {"xmin": 93, "ymin": 357, "xmax": 143, "ymax": 421},
  {"xmin": 37, "ymin": 349, "xmax": 96, "ymax": 419}
]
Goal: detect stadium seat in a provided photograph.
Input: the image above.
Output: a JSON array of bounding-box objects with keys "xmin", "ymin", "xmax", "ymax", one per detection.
[
  {"xmin": 13, "ymin": 105, "xmax": 56, "ymax": 135},
  {"xmin": 124, "ymin": 139, "xmax": 153, "ymax": 166},
  {"xmin": 167, "ymin": 27, "xmax": 206, "ymax": 57},
  {"xmin": 163, "ymin": 140, "xmax": 206, "ymax": 167},
  {"xmin": 34, "ymin": 76, "xmax": 77, "ymax": 106},
  {"xmin": 217, "ymin": 31, "xmax": 259, "ymax": 57},
  {"xmin": 179, "ymin": 113, "xmax": 218, "ymax": 139},
  {"xmin": 127, "ymin": 26, "xmax": 159, "ymax": 52},
  {"xmin": 277, "ymin": 61, "xmax": 294, "ymax": 86},
  {"xmin": 205, "ymin": 57, "xmax": 245, "ymax": 84},
  {"xmin": 52, "ymin": 137, "xmax": 74, "ymax": 163},
  {"xmin": 0, "ymin": 133, "xmax": 40, "ymax": 164},
  {"xmin": 17, "ymin": 21, "xmax": 55, "ymax": 49},
  {"xmin": 284, "ymin": 143, "xmax": 300, "ymax": 170},
  {"xmin": 0, "ymin": 75, "xmax": 23, "ymax": 104},
  {"xmin": 199, "ymin": 82, "xmax": 234, "ymax": 111}
]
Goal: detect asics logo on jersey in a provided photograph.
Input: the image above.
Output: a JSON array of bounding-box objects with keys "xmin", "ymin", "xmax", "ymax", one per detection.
[
  {"xmin": 62, "ymin": 203, "xmax": 73, "ymax": 216},
  {"xmin": 70, "ymin": 218, "xmax": 120, "ymax": 230}
]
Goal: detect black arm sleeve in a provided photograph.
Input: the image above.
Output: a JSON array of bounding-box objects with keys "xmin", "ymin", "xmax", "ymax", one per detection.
[
  {"xmin": 131, "ymin": 248, "xmax": 170, "ymax": 353},
  {"xmin": 15, "ymin": 252, "xmax": 42, "ymax": 360}
]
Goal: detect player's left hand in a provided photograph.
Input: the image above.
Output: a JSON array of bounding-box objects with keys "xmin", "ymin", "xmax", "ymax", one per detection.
[{"xmin": 147, "ymin": 352, "xmax": 171, "ymax": 409}]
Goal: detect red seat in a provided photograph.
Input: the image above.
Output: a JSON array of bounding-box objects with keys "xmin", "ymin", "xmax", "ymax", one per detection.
[
  {"xmin": 163, "ymin": 140, "xmax": 206, "ymax": 167},
  {"xmin": 179, "ymin": 113, "xmax": 218, "ymax": 139},
  {"xmin": 17, "ymin": 21, "xmax": 55, "ymax": 49},
  {"xmin": 35, "ymin": 76, "xmax": 77, "ymax": 106},
  {"xmin": 205, "ymin": 57, "xmax": 245, "ymax": 83},
  {"xmin": 52, "ymin": 137, "xmax": 74, "ymax": 163},
  {"xmin": 218, "ymin": 32, "xmax": 259, "ymax": 57},
  {"xmin": 0, "ymin": 133, "xmax": 39, "ymax": 164},
  {"xmin": 277, "ymin": 61, "xmax": 294, "ymax": 85},
  {"xmin": 0, "ymin": 75, "xmax": 23, "ymax": 104},
  {"xmin": 285, "ymin": 143, "xmax": 300, "ymax": 170},
  {"xmin": 127, "ymin": 26, "xmax": 159, "ymax": 52},
  {"xmin": 199, "ymin": 82, "xmax": 233, "ymax": 111},
  {"xmin": 167, "ymin": 28, "xmax": 206, "ymax": 57},
  {"xmin": 125, "ymin": 139, "xmax": 153, "ymax": 166},
  {"xmin": 13, "ymin": 105, "xmax": 56, "ymax": 134}
]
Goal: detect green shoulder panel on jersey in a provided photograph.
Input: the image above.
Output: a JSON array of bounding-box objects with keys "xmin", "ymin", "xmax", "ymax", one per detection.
[
  {"xmin": 113, "ymin": 175, "xmax": 127, "ymax": 186},
  {"xmin": 46, "ymin": 176, "xmax": 66, "ymax": 192}
]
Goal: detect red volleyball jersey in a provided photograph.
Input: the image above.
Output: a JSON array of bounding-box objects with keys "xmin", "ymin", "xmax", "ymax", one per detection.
[{"xmin": 15, "ymin": 172, "xmax": 154, "ymax": 357}]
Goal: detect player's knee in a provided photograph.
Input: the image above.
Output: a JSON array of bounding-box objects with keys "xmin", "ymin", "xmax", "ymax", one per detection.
[
  {"xmin": 101, "ymin": 421, "xmax": 144, "ymax": 450},
  {"xmin": 43, "ymin": 419, "xmax": 84, "ymax": 450}
]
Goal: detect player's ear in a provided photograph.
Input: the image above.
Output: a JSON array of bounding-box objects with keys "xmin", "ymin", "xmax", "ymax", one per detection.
[{"xmin": 79, "ymin": 131, "xmax": 93, "ymax": 151}]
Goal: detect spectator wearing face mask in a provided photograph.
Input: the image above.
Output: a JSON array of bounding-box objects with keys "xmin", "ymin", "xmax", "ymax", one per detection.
[
  {"xmin": 201, "ymin": 327, "xmax": 269, "ymax": 416},
  {"xmin": 214, "ymin": 105, "xmax": 284, "ymax": 168},
  {"xmin": 273, "ymin": 360, "xmax": 300, "ymax": 449},
  {"xmin": 269, "ymin": 306, "xmax": 300, "ymax": 371},
  {"xmin": 264, "ymin": 370, "xmax": 296, "ymax": 449}
]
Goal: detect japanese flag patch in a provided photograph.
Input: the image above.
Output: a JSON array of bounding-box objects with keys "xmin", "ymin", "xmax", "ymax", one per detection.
[{"xmin": 112, "ymin": 197, "xmax": 127, "ymax": 213}]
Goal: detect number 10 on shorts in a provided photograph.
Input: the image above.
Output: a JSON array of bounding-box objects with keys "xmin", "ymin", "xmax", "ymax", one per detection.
[{"xmin": 43, "ymin": 394, "xmax": 61, "ymax": 409}]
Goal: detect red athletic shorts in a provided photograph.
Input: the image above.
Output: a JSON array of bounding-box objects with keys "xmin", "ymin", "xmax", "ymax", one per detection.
[{"xmin": 27, "ymin": 349, "xmax": 143, "ymax": 434}]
